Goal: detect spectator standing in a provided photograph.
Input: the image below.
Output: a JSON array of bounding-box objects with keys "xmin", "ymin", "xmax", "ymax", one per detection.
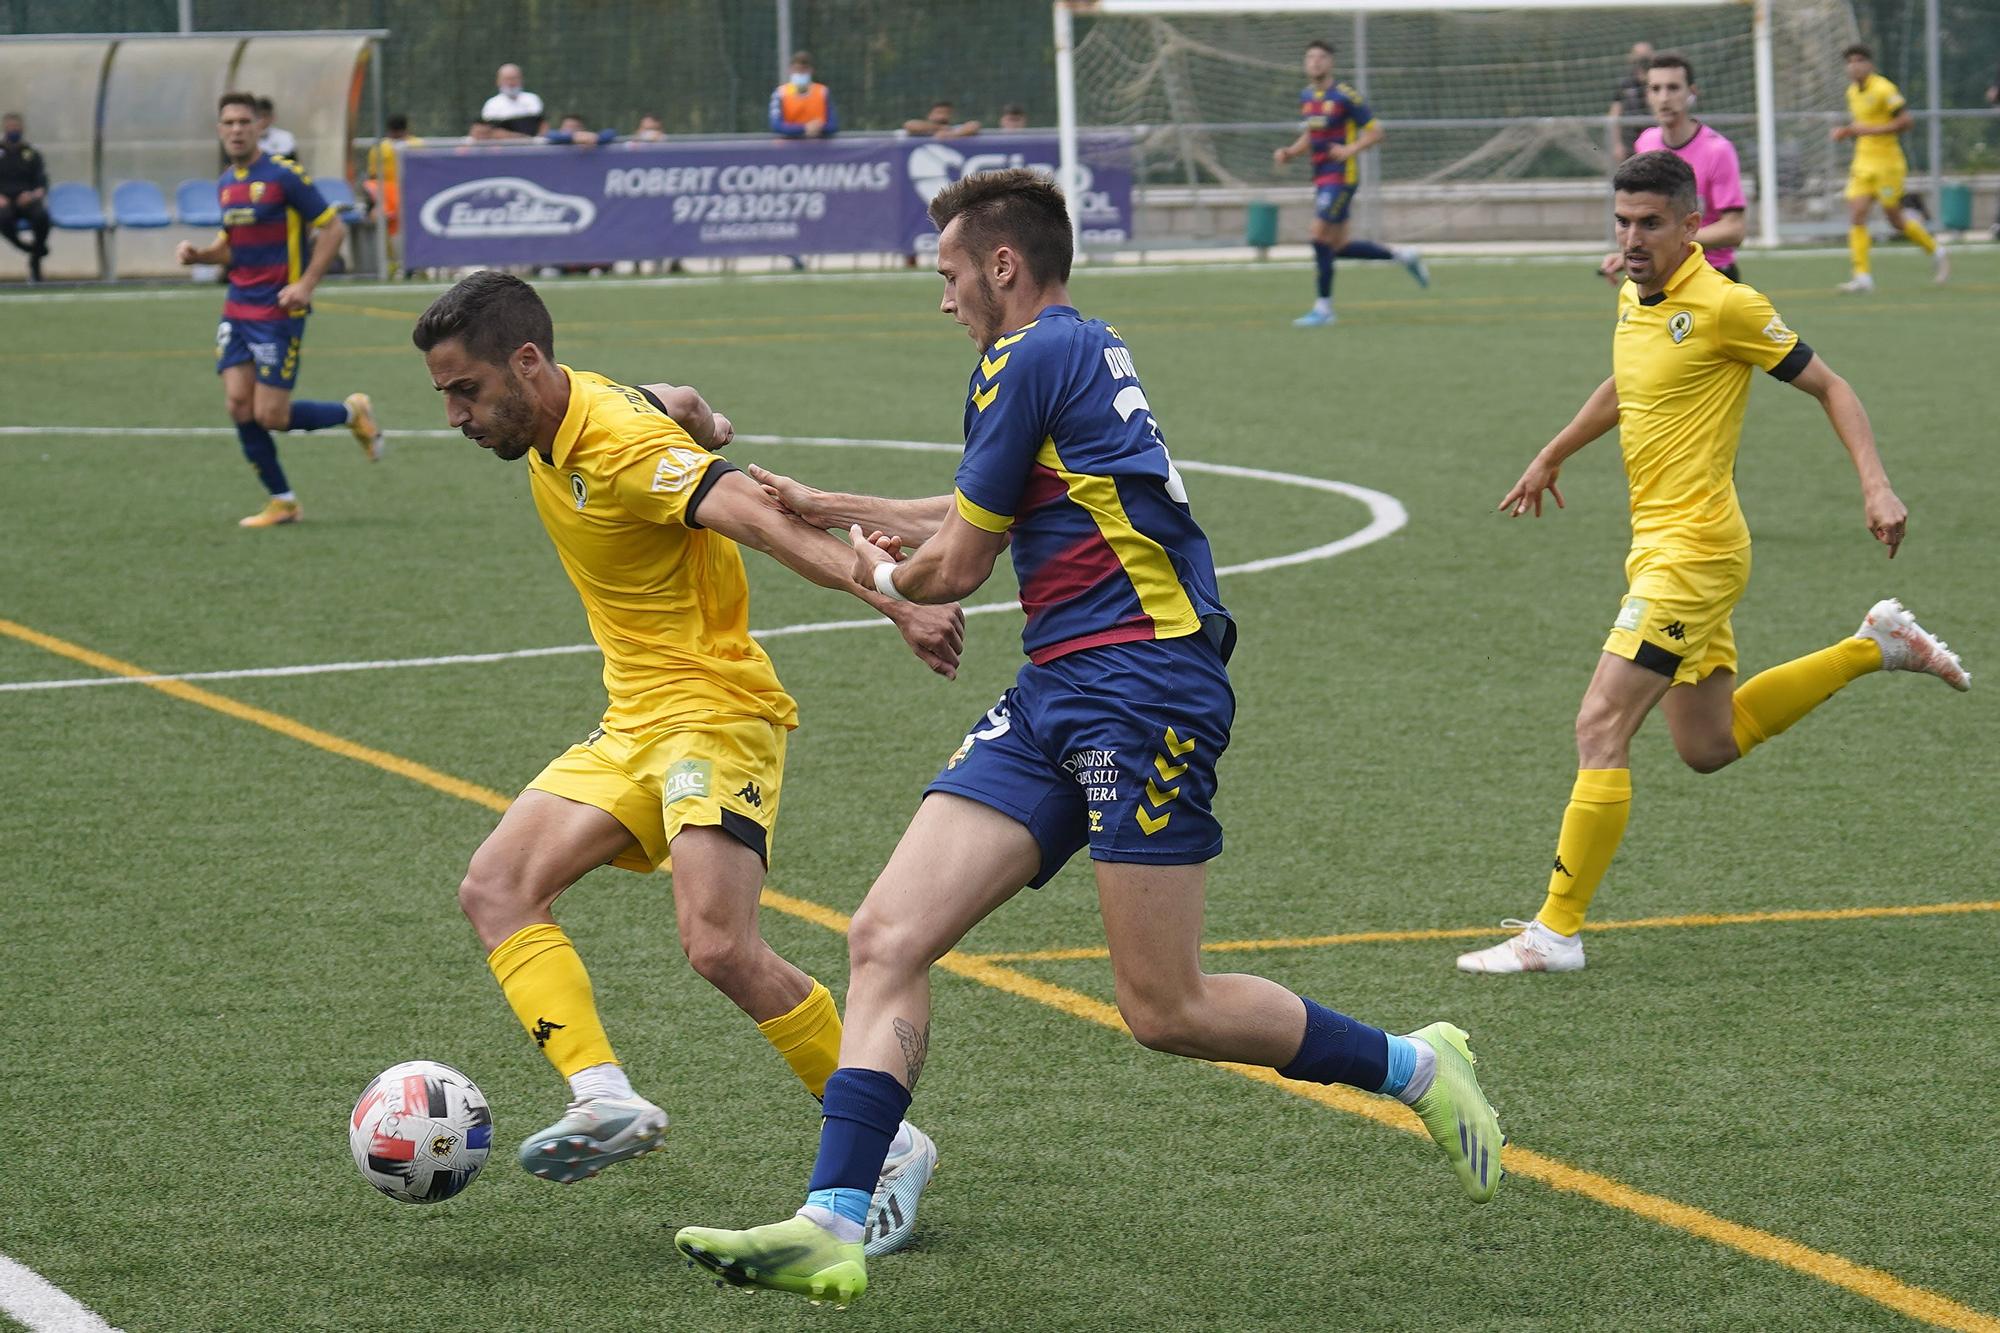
[
  {"xmin": 483, "ymin": 64, "xmax": 546, "ymax": 138},
  {"xmin": 0, "ymin": 112, "xmax": 51, "ymax": 282},
  {"xmin": 770, "ymin": 52, "xmax": 837, "ymax": 139},
  {"xmin": 1607, "ymin": 41, "xmax": 1654, "ymax": 159},
  {"xmin": 255, "ymin": 97, "xmax": 297, "ymax": 159},
  {"xmin": 365, "ymin": 113, "xmax": 423, "ymax": 271},
  {"xmin": 903, "ymin": 101, "xmax": 979, "ymax": 139},
  {"xmin": 998, "ymin": 104, "xmax": 1029, "ymax": 132}
]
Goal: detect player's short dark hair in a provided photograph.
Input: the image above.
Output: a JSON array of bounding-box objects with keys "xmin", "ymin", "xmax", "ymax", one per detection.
[
  {"xmin": 928, "ymin": 166, "xmax": 1072, "ymax": 286},
  {"xmin": 1843, "ymin": 43, "xmax": 1873, "ymax": 62},
  {"xmin": 412, "ymin": 271, "xmax": 555, "ymax": 367},
  {"xmin": 1305, "ymin": 39, "xmax": 1335, "ymax": 57},
  {"xmin": 1613, "ymin": 148, "xmax": 1699, "ymax": 218},
  {"xmin": 1001, "ymin": 103, "xmax": 1025, "ymax": 117},
  {"xmin": 791, "ymin": 50, "xmax": 814, "ymax": 67},
  {"xmin": 931, "ymin": 100, "xmax": 953, "ymax": 111},
  {"xmin": 1648, "ymin": 52, "xmax": 1695, "ymax": 85},
  {"xmin": 386, "ymin": 113, "xmax": 409, "ymax": 133},
  {"xmin": 218, "ymin": 91, "xmax": 258, "ymax": 115},
  {"xmin": 254, "ymin": 96, "xmax": 275, "ymax": 115}
]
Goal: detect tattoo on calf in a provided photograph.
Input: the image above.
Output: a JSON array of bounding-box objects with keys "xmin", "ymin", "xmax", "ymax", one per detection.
[{"xmin": 893, "ymin": 1017, "xmax": 931, "ymax": 1087}]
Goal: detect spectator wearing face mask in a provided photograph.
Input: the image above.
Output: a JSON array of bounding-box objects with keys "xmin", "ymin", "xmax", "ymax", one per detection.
[{"xmin": 769, "ymin": 51, "xmax": 838, "ymax": 140}]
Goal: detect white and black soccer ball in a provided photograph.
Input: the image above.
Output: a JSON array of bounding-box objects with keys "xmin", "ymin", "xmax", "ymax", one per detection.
[{"xmin": 349, "ymin": 1059, "xmax": 492, "ymax": 1204}]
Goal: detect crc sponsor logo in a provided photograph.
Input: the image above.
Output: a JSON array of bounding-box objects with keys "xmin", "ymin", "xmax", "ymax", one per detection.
[
  {"xmin": 418, "ymin": 177, "xmax": 596, "ymax": 238},
  {"xmin": 906, "ymin": 142, "xmax": 1123, "ymax": 240}
]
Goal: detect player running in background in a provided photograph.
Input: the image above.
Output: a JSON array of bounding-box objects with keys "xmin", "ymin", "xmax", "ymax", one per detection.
[
  {"xmin": 1273, "ymin": 38, "xmax": 1428, "ymax": 327},
  {"xmin": 175, "ymin": 92, "xmax": 382, "ymax": 528},
  {"xmin": 1834, "ymin": 43, "xmax": 1947, "ymax": 293},
  {"xmin": 411, "ymin": 272, "xmax": 960, "ymax": 1253},
  {"xmin": 1600, "ymin": 53, "xmax": 1745, "ymax": 284},
  {"xmin": 674, "ymin": 168, "xmax": 1502, "ymax": 1307},
  {"xmin": 1459, "ymin": 151, "xmax": 1968, "ymax": 976}
]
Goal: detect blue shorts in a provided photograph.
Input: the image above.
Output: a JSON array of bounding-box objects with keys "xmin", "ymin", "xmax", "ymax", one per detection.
[
  {"xmin": 216, "ymin": 315, "xmax": 306, "ymax": 390},
  {"xmin": 1313, "ymin": 182, "xmax": 1358, "ymax": 225},
  {"xmin": 926, "ymin": 635, "xmax": 1235, "ymax": 888}
]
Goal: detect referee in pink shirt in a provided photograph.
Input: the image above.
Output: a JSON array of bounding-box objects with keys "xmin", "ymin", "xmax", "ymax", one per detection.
[{"xmin": 1600, "ymin": 52, "xmax": 1746, "ymax": 283}]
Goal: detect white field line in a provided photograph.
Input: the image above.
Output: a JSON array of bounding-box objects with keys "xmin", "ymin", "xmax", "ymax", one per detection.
[
  {"xmin": 0, "ymin": 1255, "xmax": 118, "ymax": 1332},
  {"xmin": 0, "ymin": 436, "xmax": 1405, "ymax": 694}
]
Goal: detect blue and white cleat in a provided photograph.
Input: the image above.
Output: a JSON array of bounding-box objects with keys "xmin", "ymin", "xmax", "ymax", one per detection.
[
  {"xmin": 518, "ymin": 1094, "xmax": 667, "ymax": 1183},
  {"xmin": 1398, "ymin": 246, "xmax": 1431, "ymax": 289},
  {"xmin": 1292, "ymin": 307, "xmax": 1337, "ymax": 328},
  {"xmin": 863, "ymin": 1122, "xmax": 938, "ymax": 1257}
]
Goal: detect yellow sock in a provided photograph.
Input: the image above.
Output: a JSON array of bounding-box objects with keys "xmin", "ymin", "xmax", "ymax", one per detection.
[
  {"xmin": 1849, "ymin": 225, "xmax": 1871, "ymax": 275},
  {"xmin": 756, "ymin": 978, "xmax": 843, "ymax": 1098},
  {"xmin": 1899, "ymin": 217, "xmax": 1938, "ymax": 255},
  {"xmin": 1730, "ymin": 637, "xmax": 1881, "ymax": 757},
  {"xmin": 1535, "ymin": 768, "xmax": 1631, "ymax": 937},
  {"xmin": 487, "ymin": 923, "xmax": 618, "ymax": 1080}
]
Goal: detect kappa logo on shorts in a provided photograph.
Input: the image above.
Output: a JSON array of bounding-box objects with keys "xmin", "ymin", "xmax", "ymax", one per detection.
[
  {"xmin": 1663, "ymin": 621, "xmax": 1687, "ymax": 642},
  {"xmin": 1614, "ymin": 596, "xmax": 1648, "ymax": 633},
  {"xmin": 734, "ymin": 781, "xmax": 763, "ymax": 809},
  {"xmin": 1669, "ymin": 311, "xmax": 1694, "ymax": 344},
  {"xmin": 664, "ymin": 758, "xmax": 712, "ymax": 806}
]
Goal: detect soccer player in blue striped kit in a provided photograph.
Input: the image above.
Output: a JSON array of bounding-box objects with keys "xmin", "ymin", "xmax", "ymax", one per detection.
[{"xmin": 674, "ymin": 168, "xmax": 1504, "ymax": 1305}]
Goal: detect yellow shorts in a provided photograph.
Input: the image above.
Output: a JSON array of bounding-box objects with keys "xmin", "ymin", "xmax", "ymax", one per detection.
[
  {"xmin": 526, "ymin": 716, "xmax": 786, "ymax": 873},
  {"xmin": 1845, "ymin": 162, "xmax": 1906, "ymax": 207},
  {"xmin": 1601, "ymin": 545, "xmax": 1750, "ymax": 686}
]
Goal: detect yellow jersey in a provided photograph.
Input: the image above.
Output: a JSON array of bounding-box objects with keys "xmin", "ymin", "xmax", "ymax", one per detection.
[
  {"xmin": 1612, "ymin": 245, "xmax": 1810, "ymax": 553},
  {"xmin": 528, "ymin": 367, "xmax": 798, "ymax": 734},
  {"xmin": 1844, "ymin": 73, "xmax": 1907, "ymax": 169}
]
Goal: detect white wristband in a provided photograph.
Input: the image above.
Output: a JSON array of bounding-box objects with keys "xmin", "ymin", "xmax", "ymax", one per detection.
[{"xmin": 873, "ymin": 560, "xmax": 910, "ymax": 603}]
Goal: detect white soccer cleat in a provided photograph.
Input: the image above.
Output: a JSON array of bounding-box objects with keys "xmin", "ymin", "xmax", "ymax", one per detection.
[
  {"xmin": 862, "ymin": 1121, "xmax": 938, "ymax": 1257},
  {"xmin": 1856, "ymin": 598, "xmax": 1970, "ymax": 691},
  {"xmin": 1456, "ymin": 918, "xmax": 1585, "ymax": 975},
  {"xmin": 1932, "ymin": 247, "xmax": 1950, "ymax": 285},
  {"xmin": 517, "ymin": 1094, "xmax": 668, "ymax": 1183},
  {"xmin": 1837, "ymin": 272, "xmax": 1875, "ymax": 294}
]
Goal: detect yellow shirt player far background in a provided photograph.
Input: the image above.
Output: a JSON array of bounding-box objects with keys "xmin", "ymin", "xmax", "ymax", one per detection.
[
  {"xmin": 526, "ymin": 368, "xmax": 798, "ymax": 738},
  {"xmin": 1835, "ymin": 43, "xmax": 1945, "ymax": 293}
]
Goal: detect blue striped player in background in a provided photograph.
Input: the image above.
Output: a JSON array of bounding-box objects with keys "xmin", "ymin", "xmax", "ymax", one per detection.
[
  {"xmin": 674, "ymin": 168, "xmax": 1503, "ymax": 1306},
  {"xmin": 175, "ymin": 92, "xmax": 382, "ymax": 528},
  {"xmin": 1273, "ymin": 39, "xmax": 1428, "ymax": 327}
]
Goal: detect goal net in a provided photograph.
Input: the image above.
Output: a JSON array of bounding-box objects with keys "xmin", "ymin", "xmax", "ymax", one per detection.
[{"xmin": 1059, "ymin": 1, "xmax": 1861, "ymax": 250}]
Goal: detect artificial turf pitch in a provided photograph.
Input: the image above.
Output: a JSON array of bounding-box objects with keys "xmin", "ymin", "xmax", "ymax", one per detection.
[{"xmin": 2, "ymin": 247, "xmax": 1995, "ymax": 1331}]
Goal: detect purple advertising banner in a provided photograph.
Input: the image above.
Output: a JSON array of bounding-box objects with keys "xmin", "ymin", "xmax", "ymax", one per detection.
[{"xmin": 402, "ymin": 134, "xmax": 1131, "ymax": 268}]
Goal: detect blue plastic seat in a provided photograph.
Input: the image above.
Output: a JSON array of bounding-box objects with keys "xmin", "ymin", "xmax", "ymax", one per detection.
[
  {"xmin": 46, "ymin": 181, "xmax": 107, "ymax": 230},
  {"xmin": 111, "ymin": 180, "xmax": 173, "ymax": 228},
  {"xmin": 316, "ymin": 176, "xmax": 367, "ymax": 223},
  {"xmin": 175, "ymin": 178, "xmax": 222, "ymax": 227}
]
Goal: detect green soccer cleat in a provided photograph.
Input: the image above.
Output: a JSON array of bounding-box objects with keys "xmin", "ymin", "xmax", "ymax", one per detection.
[
  {"xmin": 675, "ymin": 1215, "xmax": 867, "ymax": 1306},
  {"xmin": 1407, "ymin": 1022, "xmax": 1504, "ymax": 1203}
]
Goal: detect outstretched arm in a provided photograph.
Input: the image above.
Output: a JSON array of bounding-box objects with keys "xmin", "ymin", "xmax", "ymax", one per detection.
[
  {"xmin": 1786, "ymin": 355, "xmax": 1906, "ymax": 558},
  {"xmin": 846, "ymin": 509, "xmax": 1010, "ymax": 606},
  {"xmin": 690, "ymin": 469, "xmax": 965, "ymax": 675},
  {"xmin": 1499, "ymin": 374, "xmax": 1619, "ymax": 517},
  {"xmin": 745, "ymin": 463, "xmax": 954, "ymax": 545}
]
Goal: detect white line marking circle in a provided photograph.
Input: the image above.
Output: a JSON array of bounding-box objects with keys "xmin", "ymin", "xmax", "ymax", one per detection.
[{"xmin": 0, "ymin": 433, "xmax": 1406, "ymax": 693}]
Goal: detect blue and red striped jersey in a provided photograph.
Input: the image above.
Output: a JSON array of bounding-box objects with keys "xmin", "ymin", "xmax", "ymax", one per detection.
[
  {"xmin": 1300, "ymin": 81, "xmax": 1375, "ymax": 186},
  {"xmin": 952, "ymin": 306, "xmax": 1232, "ymax": 666},
  {"xmin": 217, "ymin": 153, "xmax": 334, "ymax": 321}
]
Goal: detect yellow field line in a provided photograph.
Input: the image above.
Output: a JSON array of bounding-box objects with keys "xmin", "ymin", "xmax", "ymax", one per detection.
[
  {"xmin": 970, "ymin": 900, "xmax": 2000, "ymax": 963},
  {"xmin": 8, "ymin": 615, "xmax": 1997, "ymax": 1333}
]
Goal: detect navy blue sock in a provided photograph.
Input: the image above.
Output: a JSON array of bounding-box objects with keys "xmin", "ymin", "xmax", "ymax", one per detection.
[
  {"xmin": 1337, "ymin": 239, "xmax": 1395, "ymax": 261},
  {"xmin": 235, "ymin": 421, "xmax": 290, "ymax": 495},
  {"xmin": 807, "ymin": 1067, "xmax": 911, "ymax": 1199},
  {"xmin": 1311, "ymin": 241, "xmax": 1334, "ymax": 299},
  {"xmin": 1277, "ymin": 995, "xmax": 1389, "ymax": 1091},
  {"xmin": 287, "ymin": 399, "xmax": 349, "ymax": 432}
]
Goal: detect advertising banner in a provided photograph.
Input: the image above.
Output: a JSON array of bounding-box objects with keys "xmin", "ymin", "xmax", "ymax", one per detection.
[{"xmin": 402, "ymin": 134, "xmax": 1131, "ymax": 268}]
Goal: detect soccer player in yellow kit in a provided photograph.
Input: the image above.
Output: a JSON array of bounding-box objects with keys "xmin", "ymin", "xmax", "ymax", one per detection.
[
  {"xmin": 1459, "ymin": 150, "xmax": 1969, "ymax": 975},
  {"xmin": 1835, "ymin": 42, "xmax": 1947, "ymax": 293},
  {"xmin": 411, "ymin": 273, "xmax": 962, "ymax": 1252}
]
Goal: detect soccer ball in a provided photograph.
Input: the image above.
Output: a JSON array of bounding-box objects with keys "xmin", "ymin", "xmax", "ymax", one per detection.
[{"xmin": 349, "ymin": 1060, "xmax": 492, "ymax": 1204}]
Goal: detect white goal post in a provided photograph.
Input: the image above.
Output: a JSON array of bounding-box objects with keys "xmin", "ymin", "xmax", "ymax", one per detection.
[{"xmin": 1053, "ymin": 0, "xmax": 1793, "ymax": 253}]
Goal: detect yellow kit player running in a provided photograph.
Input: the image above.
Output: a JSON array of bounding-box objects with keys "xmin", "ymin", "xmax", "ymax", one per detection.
[
  {"xmin": 1460, "ymin": 150, "xmax": 1969, "ymax": 976},
  {"xmin": 411, "ymin": 273, "xmax": 962, "ymax": 1253},
  {"xmin": 1835, "ymin": 42, "xmax": 1947, "ymax": 293}
]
